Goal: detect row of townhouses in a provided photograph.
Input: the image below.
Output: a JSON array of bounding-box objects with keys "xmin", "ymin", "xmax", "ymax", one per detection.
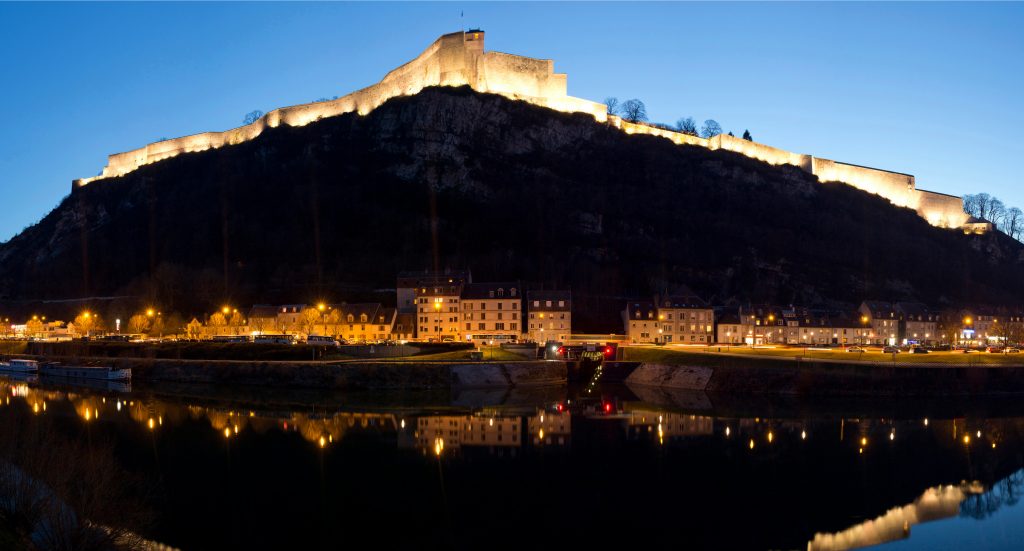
[
  {"xmin": 624, "ymin": 297, "xmax": 1024, "ymax": 347},
  {"xmin": 243, "ymin": 271, "xmax": 573, "ymax": 344}
]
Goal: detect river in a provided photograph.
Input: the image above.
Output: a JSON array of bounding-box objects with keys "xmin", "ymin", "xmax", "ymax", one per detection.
[{"xmin": 1, "ymin": 375, "xmax": 1023, "ymax": 550}]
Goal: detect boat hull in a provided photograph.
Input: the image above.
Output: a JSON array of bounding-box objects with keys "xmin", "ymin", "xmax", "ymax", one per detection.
[{"xmin": 0, "ymin": 361, "xmax": 39, "ymax": 373}]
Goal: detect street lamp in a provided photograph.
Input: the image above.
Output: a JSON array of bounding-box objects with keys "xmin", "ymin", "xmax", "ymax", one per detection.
[
  {"xmin": 317, "ymin": 303, "xmax": 327, "ymax": 336},
  {"xmin": 434, "ymin": 299, "xmax": 441, "ymax": 342}
]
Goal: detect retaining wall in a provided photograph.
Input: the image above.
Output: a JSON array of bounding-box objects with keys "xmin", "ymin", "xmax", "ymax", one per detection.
[{"xmin": 626, "ymin": 360, "xmax": 1024, "ymax": 396}]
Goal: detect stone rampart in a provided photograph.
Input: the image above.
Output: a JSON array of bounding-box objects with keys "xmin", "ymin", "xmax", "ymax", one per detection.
[
  {"xmin": 812, "ymin": 157, "xmax": 916, "ymax": 208},
  {"xmin": 915, "ymin": 189, "xmax": 971, "ymax": 229},
  {"xmin": 73, "ymin": 30, "xmax": 973, "ymax": 232},
  {"xmin": 711, "ymin": 133, "xmax": 813, "ymax": 171},
  {"xmin": 75, "ymin": 30, "xmax": 601, "ymax": 189}
]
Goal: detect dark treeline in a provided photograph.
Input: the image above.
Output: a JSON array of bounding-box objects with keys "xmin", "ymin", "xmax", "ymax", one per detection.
[
  {"xmin": 964, "ymin": 193, "xmax": 1023, "ymax": 242},
  {"xmin": 603, "ymin": 96, "xmax": 751, "ymax": 141}
]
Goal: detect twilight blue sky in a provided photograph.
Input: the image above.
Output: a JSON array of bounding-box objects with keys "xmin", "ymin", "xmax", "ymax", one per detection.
[{"xmin": 1, "ymin": 2, "xmax": 1022, "ymax": 241}]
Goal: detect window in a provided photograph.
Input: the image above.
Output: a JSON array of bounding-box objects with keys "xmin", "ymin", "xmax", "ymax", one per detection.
[
  {"xmin": 466, "ymin": 323, "xmax": 470, "ymax": 330},
  {"xmin": 478, "ymin": 323, "xmax": 485, "ymax": 331},
  {"xmin": 558, "ymin": 300, "xmax": 564, "ymax": 307},
  {"xmin": 546, "ymin": 301, "xmax": 552, "ymax": 307},
  {"xmin": 481, "ymin": 313, "xmax": 487, "ymax": 320},
  {"xmin": 533, "ymin": 300, "xmax": 539, "ymax": 307},
  {"xmin": 497, "ymin": 288, "xmax": 504, "ymax": 297},
  {"xmin": 495, "ymin": 323, "xmax": 505, "ymax": 330},
  {"xmin": 347, "ymin": 314, "xmax": 354, "ymax": 323},
  {"xmin": 497, "ymin": 302, "xmax": 503, "ymax": 310},
  {"xmin": 497, "ymin": 313, "xmax": 503, "ymax": 320},
  {"xmin": 360, "ymin": 314, "xmax": 368, "ymax": 323}
]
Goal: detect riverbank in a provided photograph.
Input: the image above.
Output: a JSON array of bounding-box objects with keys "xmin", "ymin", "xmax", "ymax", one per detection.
[
  {"xmin": 622, "ymin": 345, "xmax": 1024, "ymax": 367},
  {"xmin": 623, "ymin": 348, "xmax": 1024, "ymax": 396}
]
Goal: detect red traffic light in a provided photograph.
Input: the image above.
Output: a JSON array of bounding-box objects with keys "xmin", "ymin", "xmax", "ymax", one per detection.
[
  {"xmin": 604, "ymin": 346, "xmax": 613, "ymax": 356},
  {"xmin": 603, "ymin": 402, "xmax": 612, "ymax": 413}
]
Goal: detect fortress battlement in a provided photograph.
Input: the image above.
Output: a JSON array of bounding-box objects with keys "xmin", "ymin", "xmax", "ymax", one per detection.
[{"xmin": 73, "ymin": 31, "xmax": 974, "ymax": 231}]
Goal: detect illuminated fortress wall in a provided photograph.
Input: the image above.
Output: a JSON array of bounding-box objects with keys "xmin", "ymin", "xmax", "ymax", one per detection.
[
  {"xmin": 812, "ymin": 157, "xmax": 916, "ymax": 209},
  {"xmin": 73, "ymin": 31, "xmax": 974, "ymax": 231},
  {"xmin": 74, "ymin": 31, "xmax": 605, "ymax": 188}
]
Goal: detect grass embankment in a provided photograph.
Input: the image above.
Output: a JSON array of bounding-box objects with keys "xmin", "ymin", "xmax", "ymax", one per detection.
[
  {"xmin": 22, "ymin": 341, "xmax": 478, "ymax": 363},
  {"xmin": 622, "ymin": 345, "xmax": 1024, "ymax": 367},
  {"xmin": 412, "ymin": 347, "xmax": 529, "ymax": 362}
]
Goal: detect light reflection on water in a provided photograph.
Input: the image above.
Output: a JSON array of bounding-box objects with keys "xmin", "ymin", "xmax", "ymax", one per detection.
[{"xmin": 2, "ymin": 377, "xmax": 1024, "ymax": 550}]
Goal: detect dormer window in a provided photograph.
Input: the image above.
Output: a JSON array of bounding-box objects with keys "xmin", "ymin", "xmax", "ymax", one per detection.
[
  {"xmin": 360, "ymin": 314, "xmax": 368, "ymax": 323},
  {"xmin": 497, "ymin": 288, "xmax": 504, "ymax": 297},
  {"xmin": 347, "ymin": 314, "xmax": 354, "ymax": 323}
]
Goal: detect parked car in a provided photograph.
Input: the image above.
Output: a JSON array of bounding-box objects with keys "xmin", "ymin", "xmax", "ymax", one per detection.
[
  {"xmin": 1007, "ymin": 348, "xmax": 1021, "ymax": 354},
  {"xmin": 306, "ymin": 335, "xmax": 340, "ymax": 347},
  {"xmin": 882, "ymin": 346, "xmax": 899, "ymax": 354},
  {"xmin": 911, "ymin": 347, "xmax": 930, "ymax": 354},
  {"xmin": 986, "ymin": 346, "xmax": 1005, "ymax": 353},
  {"xmin": 847, "ymin": 347, "xmax": 866, "ymax": 353}
]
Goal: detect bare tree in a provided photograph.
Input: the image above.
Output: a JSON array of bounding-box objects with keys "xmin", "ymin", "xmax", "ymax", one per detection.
[
  {"xmin": 621, "ymin": 99, "xmax": 648, "ymax": 123},
  {"xmin": 73, "ymin": 313, "xmax": 98, "ymax": 337},
  {"xmin": 1004, "ymin": 207, "xmax": 1023, "ymax": 240},
  {"xmin": 701, "ymin": 119, "xmax": 723, "ymax": 138},
  {"xmin": 604, "ymin": 97, "xmax": 620, "ymax": 117},
  {"xmin": 243, "ymin": 110, "xmax": 264, "ymax": 125},
  {"xmin": 127, "ymin": 314, "xmax": 150, "ymax": 335},
  {"xmin": 990, "ymin": 198, "xmax": 1006, "ymax": 228},
  {"xmin": 963, "ymin": 194, "xmax": 981, "ymax": 218},
  {"xmin": 675, "ymin": 117, "xmax": 698, "ymax": 136},
  {"xmin": 976, "ymin": 193, "xmax": 993, "ymax": 220},
  {"xmin": 301, "ymin": 307, "xmax": 322, "ymax": 336},
  {"xmin": 208, "ymin": 312, "xmax": 227, "ymax": 329}
]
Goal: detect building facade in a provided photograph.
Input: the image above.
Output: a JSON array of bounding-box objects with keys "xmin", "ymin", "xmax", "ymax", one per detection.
[
  {"xmin": 460, "ymin": 282, "xmax": 522, "ymax": 343},
  {"xmin": 859, "ymin": 301, "xmax": 899, "ymax": 346},
  {"xmin": 416, "ymin": 281, "xmax": 464, "ymax": 342},
  {"xmin": 654, "ymin": 294, "xmax": 714, "ymax": 344},
  {"xmin": 526, "ymin": 290, "xmax": 572, "ymax": 344},
  {"xmin": 623, "ymin": 302, "xmax": 659, "ymax": 344}
]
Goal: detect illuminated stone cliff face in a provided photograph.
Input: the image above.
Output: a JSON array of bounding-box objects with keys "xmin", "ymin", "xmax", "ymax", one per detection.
[{"xmin": 73, "ymin": 31, "xmax": 974, "ymax": 231}]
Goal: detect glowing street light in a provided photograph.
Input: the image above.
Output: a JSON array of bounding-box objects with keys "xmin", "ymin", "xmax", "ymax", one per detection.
[{"xmin": 434, "ymin": 299, "xmax": 442, "ymax": 342}]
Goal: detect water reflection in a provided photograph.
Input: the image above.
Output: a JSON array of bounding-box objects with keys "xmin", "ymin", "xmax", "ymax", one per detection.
[
  {"xmin": 2, "ymin": 376, "xmax": 1024, "ymax": 550},
  {"xmin": 809, "ymin": 482, "xmax": 982, "ymax": 550}
]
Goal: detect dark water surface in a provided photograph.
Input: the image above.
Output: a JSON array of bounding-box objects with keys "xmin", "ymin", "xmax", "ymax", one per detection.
[{"xmin": 2, "ymin": 376, "xmax": 1024, "ymax": 550}]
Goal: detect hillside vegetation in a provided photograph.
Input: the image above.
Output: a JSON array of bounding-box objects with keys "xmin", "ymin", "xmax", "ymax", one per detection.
[{"xmin": 1, "ymin": 86, "xmax": 1022, "ymax": 330}]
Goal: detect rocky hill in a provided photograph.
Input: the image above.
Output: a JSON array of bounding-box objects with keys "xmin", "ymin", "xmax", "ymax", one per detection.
[{"xmin": 1, "ymin": 86, "xmax": 1022, "ymax": 330}]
